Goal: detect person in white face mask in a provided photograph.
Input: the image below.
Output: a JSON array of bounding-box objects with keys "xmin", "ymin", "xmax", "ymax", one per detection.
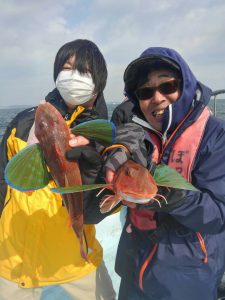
[
  {"xmin": 56, "ymin": 69, "xmax": 96, "ymax": 107},
  {"xmin": 0, "ymin": 39, "xmax": 117, "ymax": 300},
  {"xmin": 46, "ymin": 39, "xmax": 108, "ymax": 116}
]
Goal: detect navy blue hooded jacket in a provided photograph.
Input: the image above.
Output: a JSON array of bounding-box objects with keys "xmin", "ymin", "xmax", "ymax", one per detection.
[{"xmin": 111, "ymin": 47, "xmax": 225, "ymax": 300}]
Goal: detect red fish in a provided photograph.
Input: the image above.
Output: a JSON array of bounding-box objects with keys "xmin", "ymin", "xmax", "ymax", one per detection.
[
  {"xmin": 35, "ymin": 102, "xmax": 86, "ymax": 259},
  {"xmin": 99, "ymin": 160, "xmax": 161, "ymax": 213},
  {"xmin": 98, "ymin": 159, "xmax": 199, "ymax": 213},
  {"xmin": 50, "ymin": 159, "xmax": 198, "ymax": 214}
]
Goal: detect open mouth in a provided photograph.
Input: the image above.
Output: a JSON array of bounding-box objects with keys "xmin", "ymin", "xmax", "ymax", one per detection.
[{"xmin": 152, "ymin": 109, "xmax": 164, "ymax": 118}]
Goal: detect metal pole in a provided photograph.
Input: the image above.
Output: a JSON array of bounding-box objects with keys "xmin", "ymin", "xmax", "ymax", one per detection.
[
  {"xmin": 214, "ymin": 95, "xmax": 217, "ymax": 117},
  {"xmin": 211, "ymin": 90, "xmax": 225, "ymax": 117}
]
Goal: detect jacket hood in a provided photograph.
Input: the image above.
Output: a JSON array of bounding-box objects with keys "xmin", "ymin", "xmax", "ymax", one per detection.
[{"xmin": 124, "ymin": 47, "xmax": 212, "ymax": 134}]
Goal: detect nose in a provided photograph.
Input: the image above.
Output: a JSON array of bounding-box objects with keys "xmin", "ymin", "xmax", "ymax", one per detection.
[{"xmin": 150, "ymin": 90, "xmax": 165, "ymax": 104}]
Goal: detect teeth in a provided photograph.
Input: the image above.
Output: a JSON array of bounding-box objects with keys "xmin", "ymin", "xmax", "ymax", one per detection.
[{"xmin": 153, "ymin": 110, "xmax": 164, "ymax": 117}]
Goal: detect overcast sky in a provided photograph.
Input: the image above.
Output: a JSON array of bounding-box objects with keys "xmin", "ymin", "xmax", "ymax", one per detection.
[{"xmin": 0, "ymin": 0, "xmax": 225, "ymax": 106}]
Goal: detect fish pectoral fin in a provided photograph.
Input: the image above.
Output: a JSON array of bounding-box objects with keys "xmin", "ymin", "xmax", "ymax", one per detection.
[
  {"xmin": 99, "ymin": 194, "xmax": 121, "ymax": 214},
  {"xmin": 51, "ymin": 183, "xmax": 112, "ymax": 194},
  {"xmin": 154, "ymin": 164, "xmax": 198, "ymax": 191},
  {"xmin": 71, "ymin": 119, "xmax": 116, "ymax": 146},
  {"xmin": 4, "ymin": 143, "xmax": 50, "ymax": 191}
]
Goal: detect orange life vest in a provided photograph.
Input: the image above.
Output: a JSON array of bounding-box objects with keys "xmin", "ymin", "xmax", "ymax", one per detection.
[{"xmin": 130, "ymin": 107, "xmax": 210, "ymax": 231}]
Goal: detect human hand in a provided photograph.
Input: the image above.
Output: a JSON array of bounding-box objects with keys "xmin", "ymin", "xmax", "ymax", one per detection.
[
  {"xmin": 103, "ymin": 123, "xmax": 148, "ymax": 177},
  {"xmin": 69, "ymin": 134, "xmax": 90, "ymax": 147},
  {"xmin": 66, "ymin": 138, "xmax": 103, "ymax": 184},
  {"xmin": 105, "ymin": 167, "xmax": 115, "ymax": 183}
]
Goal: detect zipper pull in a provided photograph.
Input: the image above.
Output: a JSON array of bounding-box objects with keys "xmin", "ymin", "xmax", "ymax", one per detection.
[{"xmin": 162, "ymin": 133, "xmax": 167, "ymax": 145}]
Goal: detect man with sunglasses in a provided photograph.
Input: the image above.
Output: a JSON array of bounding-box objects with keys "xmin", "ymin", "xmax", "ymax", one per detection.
[{"xmin": 104, "ymin": 47, "xmax": 225, "ymax": 300}]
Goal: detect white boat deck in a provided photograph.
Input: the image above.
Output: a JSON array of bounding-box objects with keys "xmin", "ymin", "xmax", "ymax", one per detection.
[{"xmin": 95, "ymin": 206, "xmax": 127, "ymax": 294}]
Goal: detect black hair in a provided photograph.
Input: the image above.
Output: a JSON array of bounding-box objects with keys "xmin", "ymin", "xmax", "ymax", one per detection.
[
  {"xmin": 125, "ymin": 61, "xmax": 182, "ymax": 93},
  {"xmin": 54, "ymin": 39, "xmax": 107, "ymax": 94}
]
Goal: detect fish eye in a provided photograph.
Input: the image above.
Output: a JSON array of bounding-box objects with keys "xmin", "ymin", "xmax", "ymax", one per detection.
[
  {"xmin": 126, "ymin": 168, "xmax": 136, "ymax": 177},
  {"xmin": 39, "ymin": 121, "xmax": 48, "ymax": 129},
  {"xmin": 124, "ymin": 168, "xmax": 130, "ymax": 176}
]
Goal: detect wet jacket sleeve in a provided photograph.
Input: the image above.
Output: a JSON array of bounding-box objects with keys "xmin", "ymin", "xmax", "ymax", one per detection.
[{"xmin": 168, "ymin": 118, "xmax": 225, "ymax": 234}]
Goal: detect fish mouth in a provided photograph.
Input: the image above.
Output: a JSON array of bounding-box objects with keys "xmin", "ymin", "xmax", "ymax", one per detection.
[{"xmin": 119, "ymin": 192, "xmax": 153, "ymax": 204}]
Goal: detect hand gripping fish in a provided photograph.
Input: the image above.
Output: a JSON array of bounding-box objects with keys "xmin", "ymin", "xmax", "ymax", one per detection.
[
  {"xmin": 50, "ymin": 159, "xmax": 198, "ymax": 214},
  {"xmin": 99, "ymin": 160, "xmax": 160, "ymax": 213},
  {"xmin": 98, "ymin": 160, "xmax": 198, "ymax": 213},
  {"xmin": 4, "ymin": 102, "xmax": 116, "ymax": 260}
]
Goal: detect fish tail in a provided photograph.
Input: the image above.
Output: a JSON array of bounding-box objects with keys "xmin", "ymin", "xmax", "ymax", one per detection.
[
  {"xmin": 63, "ymin": 193, "xmax": 86, "ymax": 260},
  {"xmin": 70, "ymin": 224, "xmax": 88, "ymax": 261},
  {"xmin": 79, "ymin": 237, "xmax": 88, "ymax": 262}
]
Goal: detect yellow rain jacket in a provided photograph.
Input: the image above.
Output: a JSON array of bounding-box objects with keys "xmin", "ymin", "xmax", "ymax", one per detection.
[{"xmin": 0, "ymin": 103, "xmax": 103, "ymax": 288}]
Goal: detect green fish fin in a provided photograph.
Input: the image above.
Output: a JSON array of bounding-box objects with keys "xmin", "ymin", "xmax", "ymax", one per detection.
[
  {"xmin": 71, "ymin": 119, "xmax": 116, "ymax": 146},
  {"xmin": 51, "ymin": 183, "xmax": 112, "ymax": 194},
  {"xmin": 154, "ymin": 164, "xmax": 198, "ymax": 191},
  {"xmin": 4, "ymin": 143, "xmax": 50, "ymax": 191}
]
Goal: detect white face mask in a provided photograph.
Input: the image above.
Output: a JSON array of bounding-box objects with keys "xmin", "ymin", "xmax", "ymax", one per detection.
[{"xmin": 56, "ymin": 70, "xmax": 95, "ymax": 106}]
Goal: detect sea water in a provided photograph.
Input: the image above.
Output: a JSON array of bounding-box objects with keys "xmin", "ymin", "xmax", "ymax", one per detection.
[{"xmin": 1, "ymin": 100, "xmax": 225, "ymax": 139}]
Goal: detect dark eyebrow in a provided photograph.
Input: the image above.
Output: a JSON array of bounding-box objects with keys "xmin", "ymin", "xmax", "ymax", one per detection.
[{"xmin": 158, "ymin": 74, "xmax": 174, "ymax": 78}]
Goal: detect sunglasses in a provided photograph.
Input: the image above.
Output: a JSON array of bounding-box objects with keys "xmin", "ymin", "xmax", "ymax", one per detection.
[{"xmin": 135, "ymin": 79, "xmax": 180, "ymax": 100}]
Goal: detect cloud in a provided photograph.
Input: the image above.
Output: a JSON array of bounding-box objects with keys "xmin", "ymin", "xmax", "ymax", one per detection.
[{"xmin": 0, "ymin": 0, "xmax": 225, "ymax": 106}]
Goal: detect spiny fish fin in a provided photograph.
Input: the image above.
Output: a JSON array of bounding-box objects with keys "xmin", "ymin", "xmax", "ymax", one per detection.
[
  {"xmin": 99, "ymin": 194, "xmax": 121, "ymax": 214},
  {"xmin": 4, "ymin": 143, "xmax": 50, "ymax": 191},
  {"xmin": 154, "ymin": 164, "xmax": 198, "ymax": 191},
  {"xmin": 71, "ymin": 119, "xmax": 116, "ymax": 146},
  {"xmin": 51, "ymin": 183, "xmax": 112, "ymax": 194}
]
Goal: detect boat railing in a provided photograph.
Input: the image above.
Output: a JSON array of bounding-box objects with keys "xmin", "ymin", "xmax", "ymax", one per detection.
[{"xmin": 211, "ymin": 90, "xmax": 225, "ymax": 117}]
